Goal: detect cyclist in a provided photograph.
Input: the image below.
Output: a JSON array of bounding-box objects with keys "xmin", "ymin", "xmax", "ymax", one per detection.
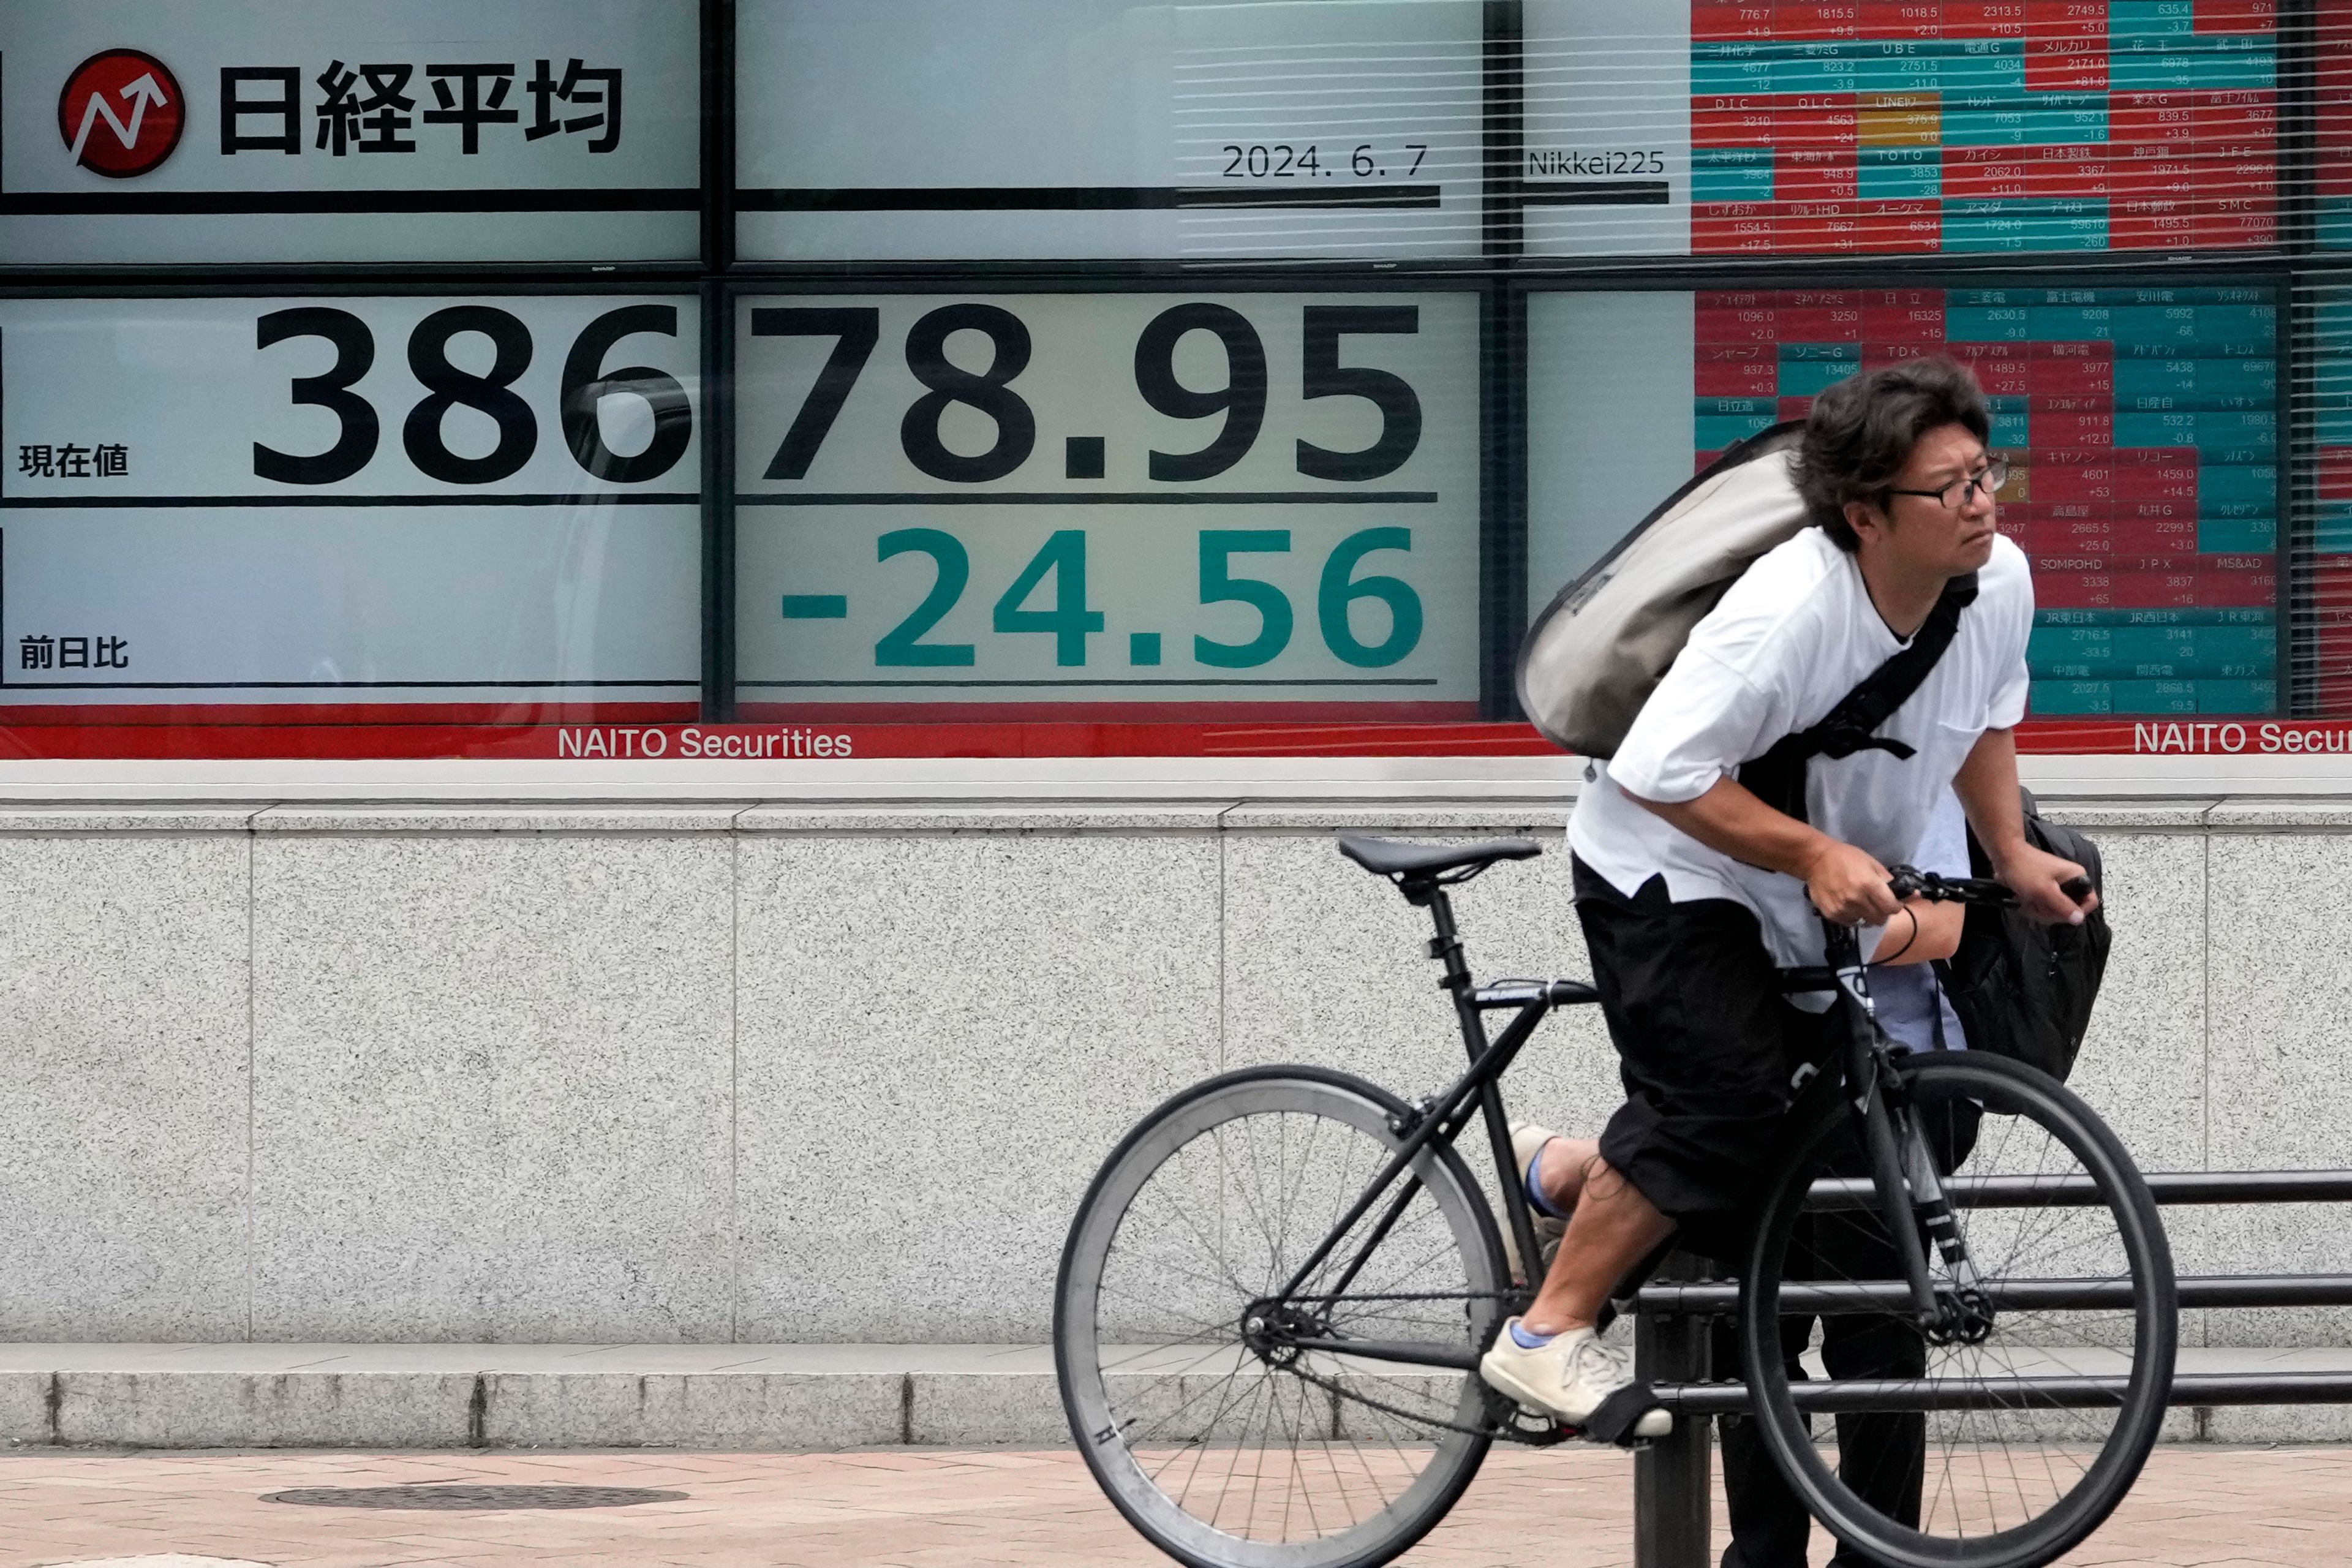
[
  {"xmin": 1504, "ymin": 789, "xmax": 1977, "ymax": 1568},
  {"xmin": 1479, "ymin": 356, "xmax": 2094, "ymax": 1443}
]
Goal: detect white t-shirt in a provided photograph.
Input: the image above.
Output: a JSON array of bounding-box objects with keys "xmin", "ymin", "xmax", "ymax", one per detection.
[{"xmin": 1570, "ymin": 526, "xmax": 2032, "ymax": 970}]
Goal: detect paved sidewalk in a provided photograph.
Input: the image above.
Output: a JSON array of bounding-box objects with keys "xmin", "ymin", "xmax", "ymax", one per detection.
[{"xmin": 2, "ymin": 1444, "xmax": 2347, "ymax": 1568}]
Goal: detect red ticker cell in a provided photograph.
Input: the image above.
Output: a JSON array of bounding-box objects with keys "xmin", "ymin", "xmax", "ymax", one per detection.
[
  {"xmin": 2194, "ymin": 91, "xmax": 2277, "ymax": 139},
  {"xmin": 1778, "ymin": 149, "xmax": 1859, "ymax": 202},
  {"xmin": 1692, "ymin": 3, "xmax": 1779, "ymax": 40},
  {"xmin": 1775, "ymin": 202, "xmax": 1864, "ymax": 252},
  {"xmin": 2026, "ymin": 41, "xmax": 2107, "ymax": 93},
  {"xmin": 2108, "ymin": 156, "xmax": 2198, "ymax": 198},
  {"xmin": 1780, "ymin": 2, "xmax": 1863, "ymax": 39},
  {"xmin": 1696, "ymin": 356, "xmax": 1779, "ymax": 397},
  {"xmin": 2192, "ymin": 209, "xmax": 2277, "ymax": 248},
  {"xmin": 2193, "ymin": 0, "xmax": 2278, "ymax": 33},
  {"xmin": 1776, "ymin": 295, "xmax": 1863, "ymax": 337},
  {"xmin": 2198, "ymin": 562, "xmax": 2276, "ymax": 608},
  {"xmin": 2035, "ymin": 571, "xmax": 2119, "ymax": 609},
  {"xmin": 2110, "ymin": 206, "xmax": 2197, "ymax": 249},
  {"xmin": 2109, "ymin": 96, "xmax": 2197, "ymax": 144},
  {"xmin": 1775, "ymin": 104, "xmax": 1860, "ymax": 149},
  {"xmin": 1852, "ymin": 202, "xmax": 1942, "ymax": 252},
  {"xmin": 2031, "ymin": 357, "xmax": 2116, "ymax": 397},
  {"xmin": 2032, "ymin": 339, "xmax": 2115, "ymax": 362},
  {"xmin": 2318, "ymin": 449, "xmax": 2352, "ymax": 503},
  {"xmin": 1942, "ymin": 149, "xmax": 2034, "ymax": 201},
  {"xmin": 2035, "ymin": 460, "xmax": 2116, "ymax": 504},
  {"xmin": 2026, "ymin": 2, "xmax": 2110, "ymax": 38},
  {"xmin": 1857, "ymin": 1, "xmax": 1944, "ymax": 37},
  {"xmin": 1779, "ymin": 396, "xmax": 1817, "ymax": 421},
  {"xmin": 2117, "ymin": 448, "xmax": 2200, "ymax": 481},
  {"xmin": 1693, "ymin": 205, "xmax": 1781, "ymax": 254},
  {"xmin": 2310, "ymin": 559, "xmax": 2352, "ymax": 630},
  {"xmin": 2033, "ymin": 411, "xmax": 2114, "ymax": 447},
  {"xmin": 1696, "ymin": 304, "xmax": 1781, "ymax": 343},
  {"xmin": 1862, "ymin": 305, "xmax": 1945, "ymax": 343},
  {"xmin": 1694, "ymin": 100, "xmax": 1781, "ymax": 148},
  {"xmin": 1943, "ymin": 2, "xmax": 2030, "ymax": 38}
]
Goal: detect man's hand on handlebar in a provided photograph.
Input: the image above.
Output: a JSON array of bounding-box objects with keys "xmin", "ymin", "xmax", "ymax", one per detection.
[
  {"xmin": 1995, "ymin": 842, "xmax": 2099, "ymax": 925},
  {"xmin": 1801, "ymin": 840, "xmax": 1902, "ymax": 927}
]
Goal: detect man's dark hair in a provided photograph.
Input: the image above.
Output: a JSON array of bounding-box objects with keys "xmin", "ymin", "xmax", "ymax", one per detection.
[{"xmin": 1793, "ymin": 356, "xmax": 1991, "ymax": 552}]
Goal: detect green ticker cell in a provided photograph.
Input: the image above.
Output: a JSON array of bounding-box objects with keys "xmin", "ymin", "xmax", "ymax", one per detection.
[
  {"xmin": 1776, "ymin": 360, "xmax": 1856, "ymax": 397},
  {"xmin": 2105, "ymin": 680, "xmax": 2199, "ymax": 715},
  {"xmin": 1695, "ymin": 412, "xmax": 1776, "ymax": 448},
  {"xmin": 2030, "ymin": 680, "xmax": 2275, "ymax": 717},
  {"xmin": 2321, "ymin": 200, "xmax": 2352, "ymax": 251}
]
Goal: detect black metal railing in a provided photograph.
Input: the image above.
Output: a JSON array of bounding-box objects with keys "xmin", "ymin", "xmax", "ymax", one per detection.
[{"xmin": 1627, "ymin": 1169, "xmax": 2352, "ymax": 1568}]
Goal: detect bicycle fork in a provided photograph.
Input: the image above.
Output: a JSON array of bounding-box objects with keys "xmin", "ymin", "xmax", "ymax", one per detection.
[{"xmin": 1828, "ymin": 928, "xmax": 1992, "ymax": 1344}]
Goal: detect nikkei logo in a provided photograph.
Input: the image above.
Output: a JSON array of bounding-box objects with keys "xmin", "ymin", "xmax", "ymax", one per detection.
[{"xmin": 58, "ymin": 50, "xmax": 185, "ymax": 178}]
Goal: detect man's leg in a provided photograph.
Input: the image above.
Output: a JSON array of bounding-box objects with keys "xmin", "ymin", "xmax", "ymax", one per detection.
[
  {"xmin": 1812, "ymin": 1095, "xmax": 1982, "ymax": 1562},
  {"xmin": 1479, "ymin": 864, "xmax": 1805, "ymax": 1431},
  {"xmin": 1712, "ymin": 1308, "xmax": 1817, "ymax": 1568},
  {"xmin": 1522, "ymin": 1153, "xmax": 1672, "ymax": 1334}
]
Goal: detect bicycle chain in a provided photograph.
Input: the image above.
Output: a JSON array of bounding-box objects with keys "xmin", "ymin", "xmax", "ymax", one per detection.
[{"xmin": 1276, "ymin": 1357, "xmax": 1572, "ymax": 1446}]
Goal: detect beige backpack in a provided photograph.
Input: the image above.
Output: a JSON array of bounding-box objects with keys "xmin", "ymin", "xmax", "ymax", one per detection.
[{"xmin": 1516, "ymin": 422, "xmax": 1811, "ymax": 758}]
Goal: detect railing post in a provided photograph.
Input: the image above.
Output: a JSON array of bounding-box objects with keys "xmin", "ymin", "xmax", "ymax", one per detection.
[{"xmin": 1635, "ymin": 1250, "xmax": 1714, "ymax": 1568}]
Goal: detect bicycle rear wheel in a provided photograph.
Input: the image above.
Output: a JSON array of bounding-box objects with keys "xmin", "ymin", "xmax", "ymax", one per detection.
[
  {"xmin": 1054, "ymin": 1065, "xmax": 1507, "ymax": 1568},
  {"xmin": 1741, "ymin": 1050, "xmax": 2176, "ymax": 1568}
]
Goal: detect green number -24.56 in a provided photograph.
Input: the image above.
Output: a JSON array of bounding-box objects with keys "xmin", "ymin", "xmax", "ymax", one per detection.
[{"xmin": 869, "ymin": 526, "xmax": 1422, "ymax": 670}]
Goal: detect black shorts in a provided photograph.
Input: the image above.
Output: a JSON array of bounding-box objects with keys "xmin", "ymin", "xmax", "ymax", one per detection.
[{"xmin": 1572, "ymin": 856, "xmax": 1835, "ymax": 1257}]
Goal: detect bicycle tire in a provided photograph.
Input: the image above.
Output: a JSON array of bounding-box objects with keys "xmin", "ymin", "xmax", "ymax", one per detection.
[
  {"xmin": 1740, "ymin": 1050, "xmax": 2177, "ymax": 1568},
  {"xmin": 1055, "ymin": 1064, "xmax": 1508, "ymax": 1568}
]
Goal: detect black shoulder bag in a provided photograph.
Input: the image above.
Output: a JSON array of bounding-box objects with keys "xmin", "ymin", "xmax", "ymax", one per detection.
[{"xmin": 1935, "ymin": 791, "xmax": 2111, "ymax": 1082}]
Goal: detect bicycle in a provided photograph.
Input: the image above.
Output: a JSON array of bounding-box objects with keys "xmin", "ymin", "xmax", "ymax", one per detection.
[{"xmin": 1055, "ymin": 834, "xmax": 2177, "ymax": 1568}]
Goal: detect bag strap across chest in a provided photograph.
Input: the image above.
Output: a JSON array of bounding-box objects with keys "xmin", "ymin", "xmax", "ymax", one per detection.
[{"xmin": 1738, "ymin": 571, "xmax": 1980, "ymax": 824}]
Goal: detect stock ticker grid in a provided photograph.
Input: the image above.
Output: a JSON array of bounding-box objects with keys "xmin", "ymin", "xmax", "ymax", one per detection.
[
  {"xmin": 1696, "ymin": 287, "xmax": 2278, "ymax": 718},
  {"xmin": 1689, "ymin": 1, "xmax": 2279, "ymax": 254}
]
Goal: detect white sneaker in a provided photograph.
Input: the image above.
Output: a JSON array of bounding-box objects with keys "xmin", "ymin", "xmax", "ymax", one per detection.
[
  {"xmin": 1479, "ymin": 1320, "xmax": 1672, "ymax": 1439},
  {"xmin": 1499, "ymin": 1121, "xmax": 1571, "ymax": 1283}
]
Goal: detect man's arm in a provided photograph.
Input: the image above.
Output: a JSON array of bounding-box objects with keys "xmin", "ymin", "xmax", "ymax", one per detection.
[
  {"xmin": 1628, "ymin": 775, "xmax": 1904, "ymax": 927},
  {"xmin": 1950, "ymin": 726, "xmax": 2097, "ymax": 924}
]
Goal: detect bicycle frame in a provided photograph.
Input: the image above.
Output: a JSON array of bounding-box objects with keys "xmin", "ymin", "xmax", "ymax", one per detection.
[
  {"xmin": 1258, "ymin": 873, "xmax": 1974, "ymax": 1376},
  {"xmin": 1258, "ymin": 871, "xmax": 1599, "ymax": 1373}
]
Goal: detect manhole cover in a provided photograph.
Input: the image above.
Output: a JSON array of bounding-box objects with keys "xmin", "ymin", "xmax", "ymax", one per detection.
[{"xmin": 263, "ymin": 1484, "xmax": 685, "ymax": 1510}]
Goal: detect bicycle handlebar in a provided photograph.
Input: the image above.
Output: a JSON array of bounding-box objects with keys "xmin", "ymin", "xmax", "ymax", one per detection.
[{"xmin": 1884, "ymin": 864, "xmax": 2095, "ymax": 908}]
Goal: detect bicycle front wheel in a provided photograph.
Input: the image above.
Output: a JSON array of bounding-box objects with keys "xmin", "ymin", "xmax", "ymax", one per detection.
[
  {"xmin": 1054, "ymin": 1065, "xmax": 1508, "ymax": 1568},
  {"xmin": 1741, "ymin": 1050, "xmax": 2177, "ymax": 1568}
]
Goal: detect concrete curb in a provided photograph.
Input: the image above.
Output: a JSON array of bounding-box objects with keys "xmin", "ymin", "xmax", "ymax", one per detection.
[
  {"xmin": 6, "ymin": 1345, "xmax": 2352, "ymax": 1449},
  {"xmin": 0, "ymin": 1346, "xmax": 1066, "ymax": 1449}
]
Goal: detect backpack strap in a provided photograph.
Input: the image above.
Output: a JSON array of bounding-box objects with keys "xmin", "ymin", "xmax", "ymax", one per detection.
[{"xmin": 1739, "ymin": 571, "xmax": 1980, "ymax": 824}]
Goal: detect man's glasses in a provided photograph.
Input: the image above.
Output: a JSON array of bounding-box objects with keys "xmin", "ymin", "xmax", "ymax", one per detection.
[{"xmin": 1884, "ymin": 454, "xmax": 2009, "ymax": 512}]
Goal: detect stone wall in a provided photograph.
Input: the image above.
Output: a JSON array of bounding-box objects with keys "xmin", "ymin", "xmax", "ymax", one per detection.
[{"xmin": 0, "ymin": 786, "xmax": 2343, "ymax": 1352}]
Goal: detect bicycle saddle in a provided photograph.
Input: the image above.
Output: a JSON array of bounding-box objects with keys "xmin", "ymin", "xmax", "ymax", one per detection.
[{"xmin": 1336, "ymin": 833, "xmax": 1542, "ymax": 880}]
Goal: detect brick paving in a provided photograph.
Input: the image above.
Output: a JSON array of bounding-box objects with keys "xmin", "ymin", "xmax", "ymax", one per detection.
[{"xmin": 0, "ymin": 1444, "xmax": 2346, "ymax": 1568}]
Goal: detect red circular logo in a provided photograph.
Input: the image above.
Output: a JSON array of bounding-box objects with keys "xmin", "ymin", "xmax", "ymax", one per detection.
[{"xmin": 57, "ymin": 50, "xmax": 184, "ymax": 178}]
